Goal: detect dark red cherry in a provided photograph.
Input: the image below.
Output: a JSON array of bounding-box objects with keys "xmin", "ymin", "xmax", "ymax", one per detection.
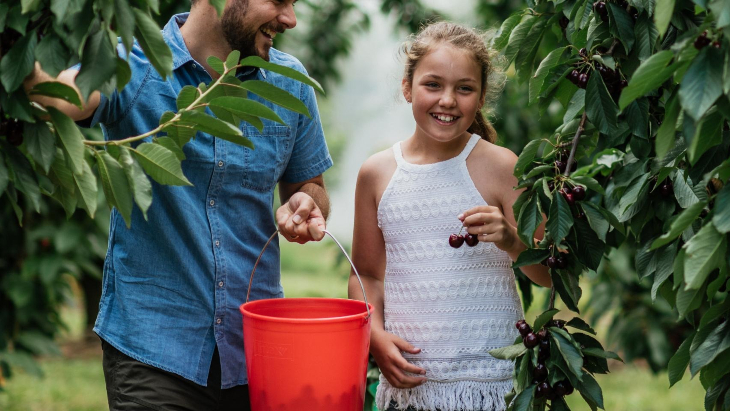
[
  {"xmin": 572, "ymin": 185, "xmax": 586, "ymax": 201},
  {"xmin": 556, "ymin": 256, "xmax": 568, "ymax": 269},
  {"xmin": 464, "ymin": 233, "xmax": 479, "ymax": 247},
  {"xmin": 565, "ymin": 193, "xmax": 575, "ymax": 205},
  {"xmin": 660, "ymin": 181, "xmax": 673, "ymax": 198},
  {"xmin": 555, "ymin": 161, "xmax": 567, "ymax": 173},
  {"xmin": 539, "ymin": 381, "xmax": 554, "ymax": 399},
  {"xmin": 537, "ymin": 329, "xmax": 548, "ymax": 340},
  {"xmin": 546, "ymin": 256, "xmax": 559, "ymax": 269},
  {"xmin": 524, "ymin": 332, "xmax": 539, "ymax": 348},
  {"xmin": 449, "ymin": 234, "xmax": 465, "ymax": 248},
  {"xmin": 516, "ymin": 320, "xmax": 532, "ymax": 337},
  {"xmin": 534, "ymin": 363, "xmax": 548, "ymax": 380},
  {"xmin": 578, "ymin": 73, "xmax": 589, "ymax": 89}
]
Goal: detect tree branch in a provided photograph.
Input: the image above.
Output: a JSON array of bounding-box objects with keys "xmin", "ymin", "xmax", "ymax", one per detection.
[{"xmin": 563, "ymin": 112, "xmax": 588, "ymax": 177}]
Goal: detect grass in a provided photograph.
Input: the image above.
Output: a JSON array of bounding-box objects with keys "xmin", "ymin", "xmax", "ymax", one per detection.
[{"xmin": 0, "ymin": 240, "xmax": 706, "ymax": 410}]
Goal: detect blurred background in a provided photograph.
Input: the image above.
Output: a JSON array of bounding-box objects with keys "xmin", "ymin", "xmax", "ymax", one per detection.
[{"xmin": 0, "ymin": 0, "xmax": 705, "ymax": 409}]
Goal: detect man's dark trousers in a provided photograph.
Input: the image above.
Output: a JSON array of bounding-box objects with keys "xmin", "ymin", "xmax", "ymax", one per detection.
[{"xmin": 102, "ymin": 340, "xmax": 251, "ymax": 411}]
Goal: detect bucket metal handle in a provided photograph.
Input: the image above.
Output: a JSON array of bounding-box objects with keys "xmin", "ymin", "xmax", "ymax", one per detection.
[{"xmin": 246, "ymin": 229, "xmax": 371, "ymax": 319}]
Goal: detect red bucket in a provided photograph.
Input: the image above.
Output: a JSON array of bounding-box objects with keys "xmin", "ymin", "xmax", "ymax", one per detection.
[{"xmin": 240, "ymin": 231, "xmax": 372, "ymax": 411}]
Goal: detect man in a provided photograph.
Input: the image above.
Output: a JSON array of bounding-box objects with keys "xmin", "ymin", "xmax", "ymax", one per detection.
[{"xmin": 24, "ymin": 0, "xmax": 331, "ymax": 409}]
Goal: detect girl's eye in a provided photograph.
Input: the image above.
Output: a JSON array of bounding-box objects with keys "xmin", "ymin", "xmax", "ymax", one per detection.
[
  {"xmin": 425, "ymin": 82, "xmax": 439, "ymax": 88},
  {"xmin": 459, "ymin": 86, "xmax": 474, "ymax": 92}
]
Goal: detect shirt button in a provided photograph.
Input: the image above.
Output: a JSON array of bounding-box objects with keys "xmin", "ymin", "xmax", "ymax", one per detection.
[
  {"xmin": 209, "ymin": 199, "xmax": 215, "ymax": 206},
  {"xmin": 215, "ymin": 240, "xmax": 220, "ymax": 247},
  {"xmin": 219, "ymin": 281, "xmax": 224, "ymax": 287},
  {"xmin": 192, "ymin": 63, "xmax": 197, "ymax": 69},
  {"xmin": 216, "ymin": 318, "xmax": 222, "ymax": 324},
  {"xmin": 218, "ymin": 160, "xmax": 224, "ymax": 167}
]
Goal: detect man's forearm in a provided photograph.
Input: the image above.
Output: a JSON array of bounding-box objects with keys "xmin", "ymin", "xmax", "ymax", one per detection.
[
  {"xmin": 298, "ymin": 181, "xmax": 330, "ymax": 221},
  {"xmin": 23, "ymin": 63, "xmax": 99, "ymax": 121}
]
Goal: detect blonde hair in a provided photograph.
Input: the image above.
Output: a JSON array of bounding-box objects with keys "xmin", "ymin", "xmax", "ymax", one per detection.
[{"xmin": 401, "ymin": 21, "xmax": 505, "ymax": 143}]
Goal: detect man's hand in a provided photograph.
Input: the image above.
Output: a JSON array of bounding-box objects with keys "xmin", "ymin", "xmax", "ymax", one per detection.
[{"xmin": 275, "ymin": 192, "xmax": 326, "ymax": 243}]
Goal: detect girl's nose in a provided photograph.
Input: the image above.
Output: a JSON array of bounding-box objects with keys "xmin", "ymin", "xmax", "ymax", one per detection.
[{"xmin": 439, "ymin": 92, "xmax": 456, "ymax": 108}]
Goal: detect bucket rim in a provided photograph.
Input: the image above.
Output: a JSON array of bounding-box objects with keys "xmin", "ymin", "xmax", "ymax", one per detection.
[{"xmin": 240, "ymin": 297, "xmax": 373, "ymax": 325}]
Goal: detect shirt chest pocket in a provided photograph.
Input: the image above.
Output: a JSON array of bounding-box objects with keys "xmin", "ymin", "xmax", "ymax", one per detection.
[{"xmin": 240, "ymin": 125, "xmax": 291, "ymax": 192}]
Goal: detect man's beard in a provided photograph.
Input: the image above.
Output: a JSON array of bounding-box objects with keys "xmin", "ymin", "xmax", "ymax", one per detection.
[{"xmin": 220, "ymin": 0, "xmax": 268, "ymax": 60}]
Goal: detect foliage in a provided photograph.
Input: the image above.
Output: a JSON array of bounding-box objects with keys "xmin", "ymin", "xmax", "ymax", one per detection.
[
  {"xmin": 0, "ymin": 0, "xmax": 326, "ymax": 389},
  {"xmin": 493, "ymin": 0, "xmax": 730, "ymax": 407}
]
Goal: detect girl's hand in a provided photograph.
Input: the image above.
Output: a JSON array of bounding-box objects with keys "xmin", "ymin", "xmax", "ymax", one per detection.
[
  {"xmin": 459, "ymin": 206, "xmax": 520, "ymax": 254},
  {"xmin": 370, "ymin": 329, "xmax": 427, "ymax": 388}
]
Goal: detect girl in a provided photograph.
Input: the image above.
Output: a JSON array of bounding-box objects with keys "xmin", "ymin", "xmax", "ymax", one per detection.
[{"xmin": 348, "ymin": 22, "xmax": 551, "ymax": 411}]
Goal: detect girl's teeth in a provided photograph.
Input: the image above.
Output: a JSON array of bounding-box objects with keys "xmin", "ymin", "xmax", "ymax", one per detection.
[{"xmin": 434, "ymin": 114, "xmax": 455, "ymax": 122}]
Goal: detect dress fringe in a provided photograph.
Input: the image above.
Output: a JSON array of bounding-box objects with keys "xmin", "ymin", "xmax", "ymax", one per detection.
[{"xmin": 375, "ymin": 376, "xmax": 513, "ymax": 411}]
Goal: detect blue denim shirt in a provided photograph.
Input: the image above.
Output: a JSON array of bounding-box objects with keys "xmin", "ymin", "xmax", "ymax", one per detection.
[{"xmin": 88, "ymin": 13, "xmax": 332, "ymax": 388}]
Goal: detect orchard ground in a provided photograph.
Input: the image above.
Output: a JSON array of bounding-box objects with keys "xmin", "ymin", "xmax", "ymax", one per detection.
[{"xmin": 0, "ymin": 240, "xmax": 706, "ymax": 411}]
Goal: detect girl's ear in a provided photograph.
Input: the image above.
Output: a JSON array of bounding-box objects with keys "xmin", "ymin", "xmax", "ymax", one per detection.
[{"xmin": 402, "ymin": 78, "xmax": 412, "ymax": 103}]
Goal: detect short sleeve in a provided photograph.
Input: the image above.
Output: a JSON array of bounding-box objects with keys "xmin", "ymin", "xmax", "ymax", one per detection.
[{"xmin": 280, "ymin": 83, "xmax": 333, "ymax": 183}]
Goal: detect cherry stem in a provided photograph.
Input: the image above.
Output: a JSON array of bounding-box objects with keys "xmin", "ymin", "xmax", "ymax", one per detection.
[
  {"xmin": 563, "ymin": 112, "xmax": 587, "ymax": 177},
  {"xmin": 549, "ymin": 286, "xmax": 557, "ymax": 310}
]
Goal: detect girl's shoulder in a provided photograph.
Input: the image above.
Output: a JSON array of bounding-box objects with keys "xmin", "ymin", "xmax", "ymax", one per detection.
[
  {"xmin": 358, "ymin": 147, "xmax": 397, "ymax": 180},
  {"xmin": 469, "ymin": 139, "xmax": 518, "ymax": 177}
]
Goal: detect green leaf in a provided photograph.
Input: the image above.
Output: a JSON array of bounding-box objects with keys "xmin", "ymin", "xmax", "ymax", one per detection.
[
  {"xmin": 24, "ymin": 122, "xmax": 56, "ymax": 173},
  {"xmin": 577, "ymin": 372, "xmax": 605, "ymax": 409},
  {"xmin": 513, "ymin": 248, "xmax": 550, "ymax": 268},
  {"xmin": 131, "ymin": 143, "xmax": 192, "ymax": 186},
  {"xmin": 634, "ymin": 14, "xmax": 658, "ymax": 62},
  {"xmin": 673, "ymin": 170, "xmax": 700, "ymax": 208},
  {"xmin": 116, "ymin": 58, "xmax": 132, "ymax": 91},
  {"xmin": 548, "ymin": 193, "xmax": 574, "ymax": 242},
  {"xmin": 71, "ymin": 159, "xmax": 97, "ymax": 218},
  {"xmin": 47, "ymin": 107, "xmax": 85, "ymax": 175},
  {"xmin": 654, "ymin": 0, "xmax": 675, "ymax": 37},
  {"xmin": 0, "ymin": 30, "xmax": 37, "ymax": 93},
  {"xmin": 656, "ymin": 91, "xmax": 680, "ymax": 159},
  {"xmin": 95, "ymin": 151, "xmax": 133, "ymax": 228},
  {"xmin": 581, "ymin": 202, "xmax": 609, "ymax": 242},
  {"xmin": 503, "ymin": 16, "xmax": 536, "ymax": 64},
  {"xmin": 208, "ymin": 0, "xmax": 225, "ymax": 16},
  {"xmin": 688, "ymin": 112, "xmax": 723, "ymax": 165},
  {"xmin": 713, "ymin": 184, "xmax": 730, "ymax": 233},
  {"xmin": 29, "ymin": 82, "xmax": 82, "ymax": 109},
  {"xmin": 119, "ymin": 147, "xmax": 152, "ymax": 219},
  {"xmin": 651, "ymin": 201, "xmax": 706, "ymax": 249},
  {"xmin": 582, "ymin": 348, "xmax": 622, "ymax": 361},
  {"xmin": 566, "ymin": 317, "xmax": 596, "ymax": 334},
  {"xmin": 133, "ymin": 9, "xmax": 173, "ymax": 80},
  {"xmin": 0, "ymin": 156, "xmax": 8, "ymax": 194},
  {"xmin": 608, "ymin": 2, "xmax": 636, "ymax": 53},
  {"xmin": 690, "ymin": 320, "xmax": 730, "ymax": 376},
  {"xmin": 207, "ymin": 55, "xmax": 225, "ymax": 75},
  {"xmin": 239, "ymin": 56, "xmax": 324, "ymax": 95},
  {"xmin": 533, "ymin": 309, "xmax": 560, "ymax": 331},
  {"xmin": 113, "ymin": 0, "xmax": 135, "ymax": 53},
  {"xmin": 488, "ymin": 343, "xmax": 528, "ymax": 360},
  {"xmin": 512, "ymin": 385, "xmax": 535, "ymax": 411},
  {"xmin": 75, "ymin": 26, "xmax": 118, "ymax": 101},
  {"xmin": 515, "ymin": 18, "xmax": 548, "ymax": 84},
  {"xmin": 618, "ymin": 51, "xmax": 677, "ymax": 110},
  {"xmin": 240, "ymin": 80, "xmax": 311, "ymax": 117},
  {"xmin": 514, "ymin": 139, "xmax": 543, "ymax": 178},
  {"xmin": 180, "ymin": 110, "xmax": 243, "ymax": 137},
  {"xmin": 493, "ymin": 12, "xmax": 523, "ymax": 51},
  {"xmin": 225, "ymin": 50, "xmax": 241, "ymax": 70},
  {"xmin": 208, "ymin": 96, "xmax": 285, "ymax": 125},
  {"xmin": 550, "ymin": 328, "xmax": 584, "ymax": 378},
  {"xmin": 668, "ymin": 332, "xmax": 695, "ymax": 387},
  {"xmin": 684, "ymin": 223, "xmax": 727, "ymax": 289},
  {"xmin": 571, "ymin": 176, "xmax": 605, "ymax": 195},
  {"xmin": 517, "ymin": 194, "xmax": 543, "ymax": 247},
  {"xmin": 4, "ymin": 144, "xmax": 41, "ymax": 212},
  {"xmin": 177, "ymin": 85, "xmax": 201, "ymax": 111},
  {"xmin": 586, "ymin": 72, "xmax": 618, "ymax": 136},
  {"xmin": 155, "ymin": 137, "xmax": 186, "ymax": 161},
  {"xmin": 679, "ymin": 47, "xmax": 724, "ymax": 121},
  {"xmin": 573, "ymin": 216, "xmax": 606, "ymax": 271},
  {"xmin": 530, "ymin": 48, "xmax": 567, "ymax": 104},
  {"xmin": 35, "ymin": 33, "xmax": 71, "ymax": 78}
]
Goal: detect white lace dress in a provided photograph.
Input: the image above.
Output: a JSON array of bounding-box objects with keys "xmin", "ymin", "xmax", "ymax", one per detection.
[{"xmin": 375, "ymin": 134, "xmax": 523, "ymax": 411}]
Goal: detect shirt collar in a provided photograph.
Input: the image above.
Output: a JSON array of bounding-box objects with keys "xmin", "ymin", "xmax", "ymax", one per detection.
[{"xmin": 163, "ymin": 13, "xmax": 260, "ymax": 78}]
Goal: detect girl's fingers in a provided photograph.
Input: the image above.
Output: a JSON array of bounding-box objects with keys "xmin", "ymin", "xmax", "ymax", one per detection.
[{"xmin": 385, "ymin": 367, "xmax": 427, "ymax": 388}]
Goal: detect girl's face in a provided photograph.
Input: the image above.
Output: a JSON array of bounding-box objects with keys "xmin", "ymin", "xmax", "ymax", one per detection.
[{"xmin": 403, "ymin": 44, "xmax": 483, "ymax": 144}]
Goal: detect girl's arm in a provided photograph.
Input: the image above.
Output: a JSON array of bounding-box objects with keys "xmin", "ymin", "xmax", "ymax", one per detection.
[
  {"xmin": 463, "ymin": 143, "xmax": 552, "ymax": 288},
  {"xmin": 348, "ymin": 152, "xmax": 427, "ymax": 388}
]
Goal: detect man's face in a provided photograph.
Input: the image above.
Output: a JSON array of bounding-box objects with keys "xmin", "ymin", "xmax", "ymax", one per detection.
[{"xmin": 221, "ymin": 0, "xmax": 298, "ymax": 61}]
